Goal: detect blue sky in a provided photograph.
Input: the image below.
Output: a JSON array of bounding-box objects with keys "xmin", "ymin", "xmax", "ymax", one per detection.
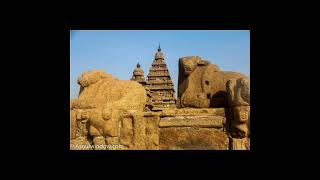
[{"xmin": 70, "ymin": 30, "xmax": 250, "ymax": 99}]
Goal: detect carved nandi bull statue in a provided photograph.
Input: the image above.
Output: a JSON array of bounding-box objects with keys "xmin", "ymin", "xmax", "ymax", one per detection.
[
  {"xmin": 178, "ymin": 56, "xmax": 248, "ymax": 108},
  {"xmin": 70, "ymin": 70, "xmax": 147, "ymax": 149}
]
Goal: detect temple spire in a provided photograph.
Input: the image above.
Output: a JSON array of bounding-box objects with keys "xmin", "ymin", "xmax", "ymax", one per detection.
[
  {"xmin": 131, "ymin": 61, "xmax": 146, "ymax": 86},
  {"xmin": 147, "ymin": 43, "xmax": 176, "ymax": 110}
]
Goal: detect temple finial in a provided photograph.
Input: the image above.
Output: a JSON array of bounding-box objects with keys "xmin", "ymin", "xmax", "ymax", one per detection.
[
  {"xmin": 158, "ymin": 43, "xmax": 161, "ymax": 52},
  {"xmin": 137, "ymin": 62, "xmax": 140, "ymax": 68}
]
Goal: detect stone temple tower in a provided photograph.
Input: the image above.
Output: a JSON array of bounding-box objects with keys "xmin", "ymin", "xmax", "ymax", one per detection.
[
  {"xmin": 131, "ymin": 62, "xmax": 147, "ymax": 86},
  {"xmin": 146, "ymin": 45, "xmax": 176, "ymax": 110}
]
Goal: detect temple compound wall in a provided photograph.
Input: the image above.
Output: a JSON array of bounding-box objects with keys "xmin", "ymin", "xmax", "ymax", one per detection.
[{"xmin": 71, "ymin": 107, "xmax": 229, "ymax": 150}]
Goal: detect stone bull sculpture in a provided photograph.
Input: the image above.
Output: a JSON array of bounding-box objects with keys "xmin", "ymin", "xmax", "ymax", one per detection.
[
  {"xmin": 178, "ymin": 56, "xmax": 248, "ymax": 108},
  {"xmin": 70, "ymin": 70, "xmax": 147, "ymax": 149}
]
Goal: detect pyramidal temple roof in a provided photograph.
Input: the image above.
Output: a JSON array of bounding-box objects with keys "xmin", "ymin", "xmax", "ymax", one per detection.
[
  {"xmin": 130, "ymin": 45, "xmax": 177, "ymax": 110},
  {"xmin": 146, "ymin": 46, "xmax": 176, "ymax": 109}
]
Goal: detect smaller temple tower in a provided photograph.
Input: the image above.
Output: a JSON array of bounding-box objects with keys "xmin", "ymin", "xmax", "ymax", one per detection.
[{"xmin": 131, "ymin": 62, "xmax": 147, "ymax": 86}]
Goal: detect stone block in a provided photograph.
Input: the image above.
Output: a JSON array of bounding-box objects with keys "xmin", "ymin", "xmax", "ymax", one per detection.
[
  {"xmin": 159, "ymin": 127, "xmax": 229, "ymax": 150},
  {"xmin": 159, "ymin": 115, "xmax": 225, "ymax": 128}
]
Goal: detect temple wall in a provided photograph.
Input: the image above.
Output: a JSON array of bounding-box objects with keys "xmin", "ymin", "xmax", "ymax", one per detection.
[
  {"xmin": 115, "ymin": 108, "xmax": 230, "ymax": 150},
  {"xmin": 71, "ymin": 107, "xmax": 245, "ymax": 150},
  {"xmin": 158, "ymin": 108, "xmax": 229, "ymax": 150}
]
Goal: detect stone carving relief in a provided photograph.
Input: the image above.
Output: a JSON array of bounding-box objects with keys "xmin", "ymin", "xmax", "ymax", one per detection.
[{"xmin": 226, "ymin": 78, "xmax": 250, "ymax": 150}]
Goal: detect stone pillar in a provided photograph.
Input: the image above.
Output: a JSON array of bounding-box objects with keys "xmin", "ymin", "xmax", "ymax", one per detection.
[
  {"xmin": 119, "ymin": 111, "xmax": 160, "ymax": 150},
  {"xmin": 226, "ymin": 78, "xmax": 250, "ymax": 150},
  {"xmin": 132, "ymin": 112, "xmax": 146, "ymax": 150},
  {"xmin": 119, "ymin": 114, "xmax": 134, "ymax": 150},
  {"xmin": 70, "ymin": 109, "xmax": 93, "ymax": 150},
  {"xmin": 144, "ymin": 112, "xmax": 160, "ymax": 150},
  {"xmin": 229, "ymin": 106, "xmax": 250, "ymax": 150},
  {"xmin": 119, "ymin": 111, "xmax": 146, "ymax": 150}
]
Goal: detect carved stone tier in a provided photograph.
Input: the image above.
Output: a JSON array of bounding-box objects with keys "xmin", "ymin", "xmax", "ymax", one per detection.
[
  {"xmin": 147, "ymin": 80, "xmax": 173, "ymax": 84},
  {"xmin": 147, "ymin": 73, "xmax": 171, "ymax": 77},
  {"xmin": 145, "ymin": 47, "xmax": 176, "ymax": 110},
  {"xmin": 159, "ymin": 115, "xmax": 225, "ymax": 128},
  {"xmin": 148, "ymin": 85, "xmax": 175, "ymax": 90}
]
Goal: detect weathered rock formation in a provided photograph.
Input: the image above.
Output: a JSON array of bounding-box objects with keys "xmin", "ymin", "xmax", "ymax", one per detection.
[
  {"xmin": 178, "ymin": 56, "xmax": 248, "ymax": 108},
  {"xmin": 226, "ymin": 78, "xmax": 250, "ymax": 150}
]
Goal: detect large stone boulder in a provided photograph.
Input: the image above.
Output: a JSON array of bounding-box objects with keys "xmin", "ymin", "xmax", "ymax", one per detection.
[
  {"xmin": 178, "ymin": 56, "xmax": 248, "ymax": 108},
  {"xmin": 71, "ymin": 70, "xmax": 147, "ymax": 150}
]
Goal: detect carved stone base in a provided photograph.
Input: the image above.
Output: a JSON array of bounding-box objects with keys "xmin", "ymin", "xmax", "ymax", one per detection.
[{"xmin": 230, "ymin": 138, "xmax": 250, "ymax": 150}]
